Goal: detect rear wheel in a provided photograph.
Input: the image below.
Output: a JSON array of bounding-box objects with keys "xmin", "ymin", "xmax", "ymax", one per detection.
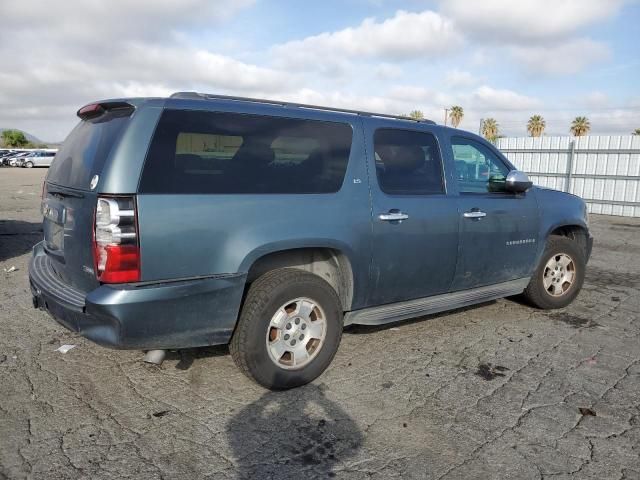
[
  {"xmin": 523, "ymin": 235, "xmax": 586, "ymax": 309},
  {"xmin": 230, "ymin": 268, "xmax": 343, "ymax": 390},
  {"xmin": 25, "ymin": 161, "xmax": 33, "ymax": 168}
]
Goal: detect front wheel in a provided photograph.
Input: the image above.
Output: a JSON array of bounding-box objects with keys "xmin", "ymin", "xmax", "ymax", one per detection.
[
  {"xmin": 523, "ymin": 235, "xmax": 586, "ymax": 309},
  {"xmin": 230, "ymin": 268, "xmax": 343, "ymax": 390},
  {"xmin": 25, "ymin": 161, "xmax": 33, "ymax": 168}
]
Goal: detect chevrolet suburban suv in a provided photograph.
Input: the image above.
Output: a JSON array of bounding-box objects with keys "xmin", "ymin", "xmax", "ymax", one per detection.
[{"xmin": 30, "ymin": 93, "xmax": 593, "ymax": 389}]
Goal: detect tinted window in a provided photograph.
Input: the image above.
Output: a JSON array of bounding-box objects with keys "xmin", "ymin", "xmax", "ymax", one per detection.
[
  {"xmin": 139, "ymin": 110, "xmax": 353, "ymax": 194},
  {"xmin": 451, "ymin": 137, "xmax": 510, "ymax": 193},
  {"xmin": 374, "ymin": 129, "xmax": 444, "ymax": 195},
  {"xmin": 47, "ymin": 112, "xmax": 129, "ymax": 190}
]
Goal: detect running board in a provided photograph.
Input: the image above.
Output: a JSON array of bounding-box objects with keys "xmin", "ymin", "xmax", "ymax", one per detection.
[{"xmin": 344, "ymin": 278, "xmax": 530, "ymax": 326}]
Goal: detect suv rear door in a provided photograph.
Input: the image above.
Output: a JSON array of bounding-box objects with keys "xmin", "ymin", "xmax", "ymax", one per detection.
[
  {"xmin": 446, "ymin": 133, "xmax": 539, "ymax": 290},
  {"xmin": 364, "ymin": 119, "xmax": 459, "ymax": 305},
  {"xmin": 42, "ymin": 104, "xmax": 132, "ymax": 294}
]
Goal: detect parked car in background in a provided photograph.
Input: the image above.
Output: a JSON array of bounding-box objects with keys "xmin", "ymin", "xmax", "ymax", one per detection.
[
  {"xmin": 0, "ymin": 151, "xmax": 18, "ymax": 165},
  {"xmin": 6, "ymin": 151, "xmax": 31, "ymax": 166},
  {"xmin": 30, "ymin": 93, "xmax": 593, "ymax": 390},
  {"xmin": 20, "ymin": 150, "xmax": 57, "ymax": 168},
  {"xmin": 1, "ymin": 151, "xmax": 18, "ymax": 165}
]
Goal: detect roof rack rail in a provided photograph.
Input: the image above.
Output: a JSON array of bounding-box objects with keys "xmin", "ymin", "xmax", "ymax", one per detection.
[{"xmin": 170, "ymin": 91, "xmax": 436, "ymax": 124}]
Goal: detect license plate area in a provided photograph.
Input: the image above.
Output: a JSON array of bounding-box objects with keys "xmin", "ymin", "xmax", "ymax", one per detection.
[
  {"xmin": 42, "ymin": 201, "xmax": 66, "ymax": 252},
  {"xmin": 45, "ymin": 222, "xmax": 65, "ymax": 251}
]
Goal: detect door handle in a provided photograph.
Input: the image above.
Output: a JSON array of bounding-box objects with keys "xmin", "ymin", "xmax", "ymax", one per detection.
[
  {"xmin": 379, "ymin": 212, "xmax": 409, "ymax": 221},
  {"xmin": 463, "ymin": 210, "xmax": 487, "ymax": 219}
]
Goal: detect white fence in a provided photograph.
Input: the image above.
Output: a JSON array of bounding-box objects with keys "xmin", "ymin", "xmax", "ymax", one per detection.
[{"xmin": 496, "ymin": 135, "xmax": 640, "ymax": 217}]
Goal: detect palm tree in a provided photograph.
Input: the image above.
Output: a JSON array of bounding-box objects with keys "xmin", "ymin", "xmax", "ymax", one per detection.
[
  {"xmin": 632, "ymin": 128, "xmax": 640, "ymax": 135},
  {"xmin": 449, "ymin": 106, "xmax": 464, "ymax": 128},
  {"xmin": 481, "ymin": 118, "xmax": 499, "ymax": 141},
  {"xmin": 570, "ymin": 116, "xmax": 591, "ymax": 136},
  {"xmin": 407, "ymin": 110, "xmax": 424, "ymax": 120},
  {"xmin": 527, "ymin": 115, "xmax": 546, "ymax": 137}
]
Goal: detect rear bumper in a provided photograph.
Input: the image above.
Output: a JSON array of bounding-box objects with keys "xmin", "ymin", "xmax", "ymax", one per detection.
[{"xmin": 29, "ymin": 242, "xmax": 246, "ymax": 349}]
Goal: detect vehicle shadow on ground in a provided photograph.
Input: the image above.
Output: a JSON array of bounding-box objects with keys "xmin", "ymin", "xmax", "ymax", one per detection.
[
  {"xmin": 0, "ymin": 220, "xmax": 42, "ymax": 262},
  {"xmin": 226, "ymin": 383, "xmax": 363, "ymax": 479},
  {"xmin": 163, "ymin": 345, "xmax": 229, "ymax": 370}
]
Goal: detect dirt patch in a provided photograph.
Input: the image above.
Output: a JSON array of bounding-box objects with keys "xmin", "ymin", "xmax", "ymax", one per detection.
[
  {"xmin": 475, "ymin": 363, "xmax": 509, "ymax": 380},
  {"xmin": 610, "ymin": 222, "xmax": 640, "ymax": 230},
  {"xmin": 585, "ymin": 266, "xmax": 640, "ymax": 289},
  {"xmin": 550, "ymin": 313, "xmax": 599, "ymax": 328},
  {"xmin": 151, "ymin": 410, "xmax": 171, "ymax": 418},
  {"xmin": 578, "ymin": 407, "xmax": 596, "ymax": 417}
]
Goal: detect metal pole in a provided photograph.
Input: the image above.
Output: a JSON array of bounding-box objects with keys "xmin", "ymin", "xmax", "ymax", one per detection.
[
  {"xmin": 479, "ymin": 118, "xmax": 484, "ymax": 136},
  {"xmin": 566, "ymin": 139, "xmax": 575, "ymax": 193},
  {"xmin": 444, "ymin": 108, "xmax": 449, "ymax": 126}
]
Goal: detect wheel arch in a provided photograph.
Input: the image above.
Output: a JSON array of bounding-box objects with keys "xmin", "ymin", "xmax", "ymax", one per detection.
[
  {"xmin": 546, "ymin": 223, "xmax": 590, "ymax": 258},
  {"xmin": 242, "ymin": 246, "xmax": 355, "ymax": 311}
]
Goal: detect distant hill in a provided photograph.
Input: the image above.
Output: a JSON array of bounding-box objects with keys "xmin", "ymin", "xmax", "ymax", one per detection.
[{"xmin": 0, "ymin": 128, "xmax": 47, "ymax": 146}]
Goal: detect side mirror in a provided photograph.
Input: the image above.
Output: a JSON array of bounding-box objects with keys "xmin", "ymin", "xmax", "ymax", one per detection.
[{"xmin": 505, "ymin": 170, "xmax": 533, "ymax": 193}]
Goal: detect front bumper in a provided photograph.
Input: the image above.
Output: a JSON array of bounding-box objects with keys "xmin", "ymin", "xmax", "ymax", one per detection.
[{"xmin": 29, "ymin": 242, "xmax": 246, "ymax": 349}]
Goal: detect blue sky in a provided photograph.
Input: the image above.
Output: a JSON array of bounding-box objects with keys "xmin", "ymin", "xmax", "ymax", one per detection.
[{"xmin": 0, "ymin": 0, "xmax": 638, "ymax": 141}]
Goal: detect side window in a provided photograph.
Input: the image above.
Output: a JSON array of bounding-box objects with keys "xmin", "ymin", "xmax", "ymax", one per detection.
[
  {"xmin": 140, "ymin": 110, "xmax": 353, "ymax": 194},
  {"xmin": 451, "ymin": 137, "xmax": 510, "ymax": 193},
  {"xmin": 374, "ymin": 129, "xmax": 445, "ymax": 195}
]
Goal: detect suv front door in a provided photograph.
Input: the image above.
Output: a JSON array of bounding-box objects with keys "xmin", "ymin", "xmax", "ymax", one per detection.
[
  {"xmin": 448, "ymin": 134, "xmax": 539, "ymax": 290},
  {"xmin": 365, "ymin": 120, "xmax": 459, "ymax": 306}
]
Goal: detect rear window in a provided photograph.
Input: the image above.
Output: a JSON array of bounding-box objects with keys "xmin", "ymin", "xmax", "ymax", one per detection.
[
  {"xmin": 47, "ymin": 112, "xmax": 129, "ymax": 190},
  {"xmin": 139, "ymin": 109, "xmax": 353, "ymax": 194}
]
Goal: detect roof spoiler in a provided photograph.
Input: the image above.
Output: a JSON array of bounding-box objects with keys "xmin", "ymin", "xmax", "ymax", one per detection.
[{"xmin": 77, "ymin": 101, "xmax": 135, "ymax": 120}]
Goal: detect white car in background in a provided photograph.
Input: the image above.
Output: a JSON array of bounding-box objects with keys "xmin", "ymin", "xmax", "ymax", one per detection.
[{"xmin": 21, "ymin": 150, "xmax": 57, "ymax": 168}]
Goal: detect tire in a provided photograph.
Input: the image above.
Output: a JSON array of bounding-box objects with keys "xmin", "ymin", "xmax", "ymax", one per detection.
[
  {"xmin": 523, "ymin": 235, "xmax": 586, "ymax": 309},
  {"xmin": 25, "ymin": 161, "xmax": 33, "ymax": 168},
  {"xmin": 230, "ymin": 268, "xmax": 343, "ymax": 390}
]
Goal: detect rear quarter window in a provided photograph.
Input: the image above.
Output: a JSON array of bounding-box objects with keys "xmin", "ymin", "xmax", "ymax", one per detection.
[{"xmin": 139, "ymin": 110, "xmax": 353, "ymax": 194}]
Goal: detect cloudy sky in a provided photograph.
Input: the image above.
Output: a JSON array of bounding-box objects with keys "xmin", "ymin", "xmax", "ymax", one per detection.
[{"xmin": 1, "ymin": 0, "xmax": 639, "ymax": 142}]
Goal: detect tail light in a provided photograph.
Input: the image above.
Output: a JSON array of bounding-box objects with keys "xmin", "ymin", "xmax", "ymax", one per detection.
[{"xmin": 93, "ymin": 196, "xmax": 140, "ymax": 283}]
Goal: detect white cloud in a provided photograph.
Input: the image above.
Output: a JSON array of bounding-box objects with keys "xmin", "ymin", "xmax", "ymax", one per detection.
[
  {"xmin": 0, "ymin": 0, "xmax": 255, "ymax": 43},
  {"xmin": 582, "ymin": 91, "xmax": 610, "ymax": 109},
  {"xmin": 387, "ymin": 86, "xmax": 453, "ymax": 107},
  {"xmin": 510, "ymin": 38, "xmax": 610, "ymax": 75},
  {"xmin": 441, "ymin": 0, "xmax": 624, "ymax": 43},
  {"xmin": 0, "ymin": 0, "xmax": 292, "ymax": 141},
  {"xmin": 115, "ymin": 45, "xmax": 294, "ymax": 93},
  {"xmin": 374, "ymin": 63, "xmax": 403, "ymax": 80},
  {"xmin": 0, "ymin": 0, "xmax": 634, "ymax": 141},
  {"xmin": 272, "ymin": 10, "xmax": 463, "ymax": 68},
  {"xmin": 468, "ymin": 85, "xmax": 540, "ymax": 110},
  {"xmin": 444, "ymin": 70, "xmax": 482, "ymax": 88}
]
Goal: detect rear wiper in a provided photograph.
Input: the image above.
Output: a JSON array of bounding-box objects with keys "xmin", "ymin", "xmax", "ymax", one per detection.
[{"xmin": 47, "ymin": 184, "xmax": 85, "ymax": 198}]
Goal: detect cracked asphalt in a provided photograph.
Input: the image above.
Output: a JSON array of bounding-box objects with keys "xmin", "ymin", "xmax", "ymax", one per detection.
[{"xmin": 1, "ymin": 168, "xmax": 639, "ymax": 479}]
